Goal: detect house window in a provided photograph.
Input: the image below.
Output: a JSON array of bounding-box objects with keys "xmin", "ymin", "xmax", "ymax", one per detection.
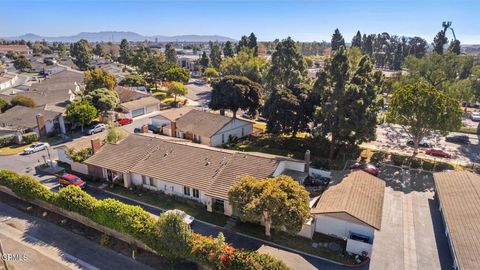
[
  {"xmin": 164, "ymin": 185, "xmax": 167, "ymax": 191},
  {"xmin": 193, "ymin": 189, "xmax": 199, "ymax": 198},
  {"xmin": 184, "ymin": 186, "xmax": 191, "ymax": 196},
  {"xmin": 142, "ymin": 175, "xmax": 147, "ymax": 185},
  {"xmin": 149, "ymin": 177, "xmax": 154, "ymax": 187},
  {"xmin": 170, "ymin": 186, "xmax": 174, "ymax": 192},
  {"xmin": 222, "ymin": 134, "xmax": 225, "ymax": 143},
  {"xmin": 241, "ymin": 127, "xmax": 244, "ymax": 137}
]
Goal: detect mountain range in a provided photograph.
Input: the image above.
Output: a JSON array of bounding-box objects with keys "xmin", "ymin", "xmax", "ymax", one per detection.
[{"xmin": 2, "ymin": 31, "xmax": 236, "ymax": 43}]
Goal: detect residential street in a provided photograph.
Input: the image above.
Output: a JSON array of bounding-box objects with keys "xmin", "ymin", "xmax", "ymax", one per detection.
[{"xmin": 0, "ymin": 201, "xmax": 153, "ymax": 270}]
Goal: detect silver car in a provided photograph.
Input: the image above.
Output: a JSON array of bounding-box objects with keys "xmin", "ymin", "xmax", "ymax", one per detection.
[{"xmin": 23, "ymin": 142, "xmax": 50, "ymax": 154}]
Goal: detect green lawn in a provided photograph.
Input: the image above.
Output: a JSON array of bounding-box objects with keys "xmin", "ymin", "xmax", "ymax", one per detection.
[
  {"xmin": 233, "ymin": 222, "xmax": 357, "ymax": 265},
  {"xmin": 106, "ymin": 185, "xmax": 228, "ymax": 227}
]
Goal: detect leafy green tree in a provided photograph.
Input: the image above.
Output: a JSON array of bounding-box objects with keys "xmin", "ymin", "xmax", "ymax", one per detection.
[
  {"xmin": 199, "ymin": 51, "xmax": 210, "ymax": 69},
  {"xmin": 265, "ymin": 37, "xmax": 306, "ymax": 92},
  {"xmin": 70, "ymin": 39, "xmax": 92, "ymax": 70},
  {"xmin": 13, "ymin": 55, "xmax": 31, "ymax": 72},
  {"xmin": 105, "ymin": 125, "xmax": 128, "ymax": 144},
  {"xmin": 167, "ymin": 82, "xmax": 188, "ymax": 103},
  {"xmin": 65, "ymin": 101, "xmax": 97, "ymax": 132},
  {"xmin": 248, "ymin": 32, "xmax": 259, "ymax": 56},
  {"xmin": 84, "ymin": 68, "xmax": 117, "ymax": 92},
  {"xmin": 164, "ymin": 66, "xmax": 190, "ymax": 84},
  {"xmin": 57, "ymin": 43, "xmax": 69, "ymax": 60},
  {"xmin": 433, "ymin": 31, "xmax": 448, "ymax": 55},
  {"xmin": 84, "ymin": 88, "xmax": 120, "ymax": 113},
  {"xmin": 228, "ymin": 175, "xmax": 310, "ymax": 237},
  {"xmin": 11, "ymin": 94, "xmax": 36, "ymax": 108},
  {"xmin": 165, "ymin": 43, "xmax": 177, "ymax": 64},
  {"xmin": 223, "ymin": 41, "xmax": 235, "ymax": 57},
  {"xmin": 209, "ymin": 75, "xmax": 263, "ymax": 118},
  {"xmin": 119, "ymin": 74, "xmax": 145, "ymax": 87},
  {"xmin": 152, "ymin": 211, "xmax": 192, "ymax": 261},
  {"xmin": 313, "ymin": 47, "xmax": 382, "ymax": 160},
  {"xmin": 220, "ymin": 48, "xmax": 269, "ymax": 84},
  {"xmin": 386, "ymin": 82, "xmax": 462, "ymax": 153},
  {"xmin": 331, "ymin": 29, "xmax": 345, "ymax": 51},
  {"xmin": 448, "ymin": 40, "xmax": 461, "ymax": 55},
  {"xmin": 408, "ymin": 36, "xmax": 428, "ymax": 58},
  {"xmin": 392, "ymin": 42, "xmax": 403, "ymax": 70},
  {"xmin": 351, "ymin": 31, "xmax": 362, "ymax": 48},
  {"xmin": 94, "ymin": 43, "xmax": 104, "ymax": 57},
  {"xmin": 140, "ymin": 54, "xmax": 169, "ymax": 90},
  {"xmin": 209, "ymin": 43, "xmax": 222, "ymax": 69},
  {"xmin": 119, "ymin": 39, "xmax": 132, "ymax": 64},
  {"xmin": 0, "ymin": 97, "xmax": 9, "ymax": 112},
  {"xmin": 264, "ymin": 84, "xmax": 315, "ymax": 137},
  {"xmin": 361, "ymin": 34, "xmax": 374, "ymax": 57},
  {"xmin": 204, "ymin": 67, "xmax": 220, "ymax": 78}
]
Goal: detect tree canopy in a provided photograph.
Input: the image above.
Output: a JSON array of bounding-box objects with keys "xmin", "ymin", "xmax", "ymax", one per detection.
[
  {"xmin": 65, "ymin": 101, "xmax": 97, "ymax": 132},
  {"xmin": 209, "ymin": 75, "xmax": 263, "ymax": 118},
  {"xmin": 164, "ymin": 66, "xmax": 190, "ymax": 84},
  {"xmin": 11, "ymin": 94, "xmax": 36, "ymax": 108},
  {"xmin": 331, "ymin": 29, "xmax": 346, "ymax": 50},
  {"xmin": 152, "ymin": 211, "xmax": 192, "ymax": 261},
  {"xmin": 84, "ymin": 88, "xmax": 120, "ymax": 113},
  {"xmin": 84, "ymin": 68, "xmax": 117, "ymax": 92},
  {"xmin": 228, "ymin": 175, "xmax": 310, "ymax": 237},
  {"xmin": 13, "ymin": 55, "xmax": 31, "ymax": 71},
  {"xmin": 223, "ymin": 41, "xmax": 235, "ymax": 57},
  {"xmin": 119, "ymin": 39, "xmax": 132, "ymax": 64},
  {"xmin": 210, "ymin": 43, "xmax": 222, "ymax": 69},
  {"xmin": 167, "ymin": 82, "xmax": 188, "ymax": 103},
  {"xmin": 165, "ymin": 43, "xmax": 178, "ymax": 64},
  {"xmin": 0, "ymin": 97, "xmax": 9, "ymax": 113},
  {"xmin": 386, "ymin": 82, "xmax": 462, "ymax": 153},
  {"xmin": 220, "ymin": 48, "xmax": 269, "ymax": 84},
  {"xmin": 70, "ymin": 39, "xmax": 92, "ymax": 70},
  {"xmin": 351, "ymin": 31, "xmax": 362, "ymax": 48}
]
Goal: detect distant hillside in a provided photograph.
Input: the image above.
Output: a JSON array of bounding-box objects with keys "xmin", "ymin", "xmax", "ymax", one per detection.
[{"xmin": 3, "ymin": 31, "xmax": 236, "ymax": 43}]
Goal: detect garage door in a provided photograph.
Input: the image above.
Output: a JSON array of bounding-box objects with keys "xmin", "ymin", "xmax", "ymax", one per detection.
[
  {"xmin": 146, "ymin": 104, "xmax": 158, "ymax": 114},
  {"xmin": 131, "ymin": 108, "xmax": 145, "ymax": 118}
]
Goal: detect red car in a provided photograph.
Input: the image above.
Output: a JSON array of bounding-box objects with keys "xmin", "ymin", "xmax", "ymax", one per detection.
[
  {"xmin": 425, "ymin": 149, "xmax": 452, "ymax": 158},
  {"xmin": 117, "ymin": 118, "xmax": 133, "ymax": 125},
  {"xmin": 59, "ymin": 173, "xmax": 86, "ymax": 189},
  {"xmin": 350, "ymin": 163, "xmax": 380, "ymax": 176}
]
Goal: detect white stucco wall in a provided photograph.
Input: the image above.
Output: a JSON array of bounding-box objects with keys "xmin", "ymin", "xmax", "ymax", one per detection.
[
  {"xmin": 314, "ymin": 214, "xmax": 375, "ymax": 240},
  {"xmin": 273, "ymin": 160, "xmax": 306, "ymax": 176},
  {"xmin": 210, "ymin": 119, "xmax": 253, "ymax": 146},
  {"xmin": 57, "ymin": 148, "xmax": 69, "ymax": 164}
]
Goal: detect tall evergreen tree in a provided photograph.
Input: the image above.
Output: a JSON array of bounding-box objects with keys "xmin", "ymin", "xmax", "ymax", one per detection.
[
  {"xmin": 209, "ymin": 43, "xmax": 222, "ymax": 69},
  {"xmin": 392, "ymin": 43, "xmax": 403, "ymax": 70},
  {"xmin": 331, "ymin": 29, "xmax": 345, "ymax": 50},
  {"xmin": 70, "ymin": 39, "xmax": 92, "ymax": 70},
  {"xmin": 361, "ymin": 34, "xmax": 374, "ymax": 57},
  {"xmin": 237, "ymin": 35, "xmax": 249, "ymax": 52},
  {"xmin": 313, "ymin": 47, "xmax": 381, "ymax": 161},
  {"xmin": 223, "ymin": 41, "xmax": 235, "ymax": 57},
  {"xmin": 248, "ymin": 32, "xmax": 259, "ymax": 56},
  {"xmin": 165, "ymin": 43, "xmax": 177, "ymax": 64},
  {"xmin": 433, "ymin": 30, "xmax": 448, "ymax": 54},
  {"xmin": 119, "ymin": 39, "xmax": 132, "ymax": 64},
  {"xmin": 94, "ymin": 43, "xmax": 104, "ymax": 57},
  {"xmin": 408, "ymin": 36, "xmax": 428, "ymax": 58},
  {"xmin": 351, "ymin": 31, "xmax": 362, "ymax": 48},
  {"xmin": 199, "ymin": 51, "xmax": 210, "ymax": 68},
  {"xmin": 448, "ymin": 40, "xmax": 461, "ymax": 55}
]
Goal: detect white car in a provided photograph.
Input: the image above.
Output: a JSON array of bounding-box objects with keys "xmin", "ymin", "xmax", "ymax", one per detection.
[
  {"xmin": 23, "ymin": 142, "xmax": 50, "ymax": 154},
  {"xmin": 470, "ymin": 112, "xmax": 480, "ymax": 122},
  {"xmin": 164, "ymin": 209, "xmax": 195, "ymax": 225},
  {"xmin": 87, "ymin": 123, "xmax": 106, "ymax": 135}
]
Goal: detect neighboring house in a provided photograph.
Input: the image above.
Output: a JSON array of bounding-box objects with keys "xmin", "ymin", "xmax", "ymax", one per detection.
[
  {"xmin": 311, "ymin": 171, "xmax": 385, "ymax": 257},
  {"xmin": 152, "ymin": 108, "xmax": 253, "ymax": 146},
  {"xmin": 115, "ymin": 86, "xmax": 149, "ymax": 103},
  {"xmin": 0, "ymin": 72, "xmax": 18, "ymax": 90},
  {"xmin": 177, "ymin": 55, "xmax": 199, "ymax": 71},
  {"xmin": 0, "ymin": 45, "xmax": 32, "ymax": 55},
  {"xmin": 0, "ymin": 105, "xmax": 66, "ymax": 136},
  {"xmin": 118, "ymin": 96, "xmax": 160, "ymax": 118},
  {"xmin": 434, "ymin": 171, "xmax": 480, "ymax": 270},
  {"xmin": 57, "ymin": 134, "xmax": 105, "ymax": 175},
  {"xmin": 83, "ymin": 134, "xmax": 308, "ymax": 216}
]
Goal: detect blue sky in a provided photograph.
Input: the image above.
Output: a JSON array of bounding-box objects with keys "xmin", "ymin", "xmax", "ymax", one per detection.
[{"xmin": 1, "ymin": 0, "xmax": 479, "ymax": 43}]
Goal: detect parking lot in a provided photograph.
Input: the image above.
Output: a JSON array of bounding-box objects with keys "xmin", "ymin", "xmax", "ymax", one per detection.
[{"xmin": 362, "ymin": 123, "xmax": 480, "ymax": 166}]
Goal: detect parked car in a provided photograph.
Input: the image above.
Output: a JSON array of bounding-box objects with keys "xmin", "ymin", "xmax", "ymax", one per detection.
[
  {"xmin": 470, "ymin": 112, "xmax": 480, "ymax": 121},
  {"xmin": 87, "ymin": 123, "xmax": 106, "ymax": 135},
  {"xmin": 164, "ymin": 209, "xmax": 194, "ymax": 224},
  {"xmin": 350, "ymin": 163, "xmax": 380, "ymax": 176},
  {"xmin": 407, "ymin": 138, "xmax": 432, "ymax": 148},
  {"xmin": 23, "ymin": 142, "xmax": 50, "ymax": 154},
  {"xmin": 117, "ymin": 118, "xmax": 133, "ymax": 126},
  {"xmin": 59, "ymin": 173, "xmax": 86, "ymax": 189},
  {"xmin": 445, "ymin": 135, "xmax": 470, "ymax": 145},
  {"xmin": 425, "ymin": 149, "xmax": 452, "ymax": 158},
  {"xmin": 193, "ymin": 80, "xmax": 206, "ymax": 86}
]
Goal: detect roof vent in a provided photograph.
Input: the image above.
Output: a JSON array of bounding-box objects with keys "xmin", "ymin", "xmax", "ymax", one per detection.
[
  {"xmin": 205, "ymin": 161, "xmax": 211, "ymax": 166},
  {"xmin": 164, "ymin": 152, "xmax": 169, "ymax": 157}
]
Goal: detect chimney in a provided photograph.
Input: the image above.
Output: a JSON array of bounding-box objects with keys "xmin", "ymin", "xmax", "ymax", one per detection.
[
  {"xmin": 36, "ymin": 114, "xmax": 46, "ymax": 137},
  {"xmin": 91, "ymin": 138, "xmax": 101, "ymax": 153},
  {"xmin": 141, "ymin": 124, "xmax": 149, "ymax": 133},
  {"xmin": 304, "ymin": 150, "xmax": 311, "ymax": 174},
  {"xmin": 170, "ymin": 121, "xmax": 177, "ymax": 137}
]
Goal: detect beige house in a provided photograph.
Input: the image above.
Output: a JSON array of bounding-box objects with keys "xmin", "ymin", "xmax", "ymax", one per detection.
[
  {"xmin": 119, "ymin": 96, "xmax": 160, "ymax": 118},
  {"xmin": 434, "ymin": 171, "xmax": 480, "ymax": 270},
  {"xmin": 312, "ymin": 171, "xmax": 385, "ymax": 257},
  {"xmin": 84, "ymin": 134, "xmax": 308, "ymax": 216}
]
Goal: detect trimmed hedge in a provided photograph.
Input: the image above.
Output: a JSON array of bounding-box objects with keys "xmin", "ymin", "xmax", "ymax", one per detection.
[
  {"xmin": 0, "ymin": 170, "xmax": 289, "ymax": 270},
  {"xmin": 0, "ymin": 135, "xmax": 15, "ymax": 148},
  {"xmin": 22, "ymin": 132, "xmax": 38, "ymax": 144}
]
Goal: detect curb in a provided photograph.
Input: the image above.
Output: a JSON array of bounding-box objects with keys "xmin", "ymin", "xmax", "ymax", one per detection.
[{"xmin": 98, "ymin": 188, "xmax": 361, "ymax": 268}]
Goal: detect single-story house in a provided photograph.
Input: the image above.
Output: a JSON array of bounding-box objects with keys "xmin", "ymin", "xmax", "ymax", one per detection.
[
  {"xmin": 151, "ymin": 108, "xmax": 253, "ymax": 146},
  {"xmin": 434, "ymin": 171, "xmax": 480, "ymax": 270},
  {"xmin": 0, "ymin": 105, "xmax": 66, "ymax": 136},
  {"xmin": 57, "ymin": 133, "xmax": 105, "ymax": 175},
  {"xmin": 119, "ymin": 96, "xmax": 160, "ymax": 118},
  {"xmin": 84, "ymin": 134, "xmax": 308, "ymax": 216},
  {"xmin": 311, "ymin": 171, "xmax": 385, "ymax": 257},
  {"xmin": 115, "ymin": 86, "xmax": 149, "ymax": 103},
  {"xmin": 0, "ymin": 72, "xmax": 18, "ymax": 90}
]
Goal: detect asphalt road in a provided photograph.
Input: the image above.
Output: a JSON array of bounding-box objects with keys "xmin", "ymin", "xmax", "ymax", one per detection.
[{"xmin": 0, "ymin": 201, "xmax": 152, "ymax": 270}]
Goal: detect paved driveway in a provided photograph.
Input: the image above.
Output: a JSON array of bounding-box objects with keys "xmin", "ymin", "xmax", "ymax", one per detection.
[{"xmin": 185, "ymin": 81, "xmax": 212, "ymax": 106}]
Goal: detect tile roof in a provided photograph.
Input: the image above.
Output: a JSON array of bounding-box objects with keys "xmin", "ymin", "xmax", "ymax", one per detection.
[
  {"xmin": 84, "ymin": 134, "xmax": 284, "ymax": 199},
  {"xmin": 176, "ymin": 110, "xmax": 251, "ymax": 138},
  {"xmin": 120, "ymin": 96, "xmax": 160, "ymax": 111},
  {"xmin": 0, "ymin": 106, "xmax": 61, "ymax": 129},
  {"xmin": 312, "ymin": 171, "xmax": 385, "ymax": 230},
  {"xmin": 434, "ymin": 171, "xmax": 480, "ymax": 270},
  {"xmin": 0, "ymin": 45, "xmax": 31, "ymax": 53},
  {"xmin": 150, "ymin": 106, "xmax": 195, "ymax": 122},
  {"xmin": 115, "ymin": 86, "xmax": 149, "ymax": 103}
]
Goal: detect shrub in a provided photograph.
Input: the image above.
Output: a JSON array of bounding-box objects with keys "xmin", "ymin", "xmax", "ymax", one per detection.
[
  {"xmin": 151, "ymin": 211, "xmax": 192, "ymax": 260},
  {"xmin": 0, "ymin": 135, "xmax": 15, "ymax": 147},
  {"xmin": 434, "ymin": 161, "xmax": 455, "ymax": 172},
  {"xmin": 408, "ymin": 157, "xmax": 422, "ymax": 169},
  {"xmin": 11, "ymin": 95, "xmax": 36, "ymax": 108},
  {"xmin": 391, "ymin": 154, "xmax": 408, "ymax": 166},
  {"xmin": 152, "ymin": 92, "xmax": 167, "ymax": 99},
  {"xmin": 22, "ymin": 132, "xmax": 37, "ymax": 144},
  {"xmin": 66, "ymin": 147, "xmax": 93, "ymax": 163},
  {"xmin": 100, "ymin": 234, "xmax": 111, "ymax": 246},
  {"xmin": 56, "ymin": 185, "xmax": 97, "ymax": 217},
  {"xmin": 370, "ymin": 151, "xmax": 387, "ymax": 164},
  {"xmin": 0, "ymin": 170, "xmax": 56, "ymax": 203},
  {"xmin": 422, "ymin": 159, "xmax": 435, "ymax": 171}
]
